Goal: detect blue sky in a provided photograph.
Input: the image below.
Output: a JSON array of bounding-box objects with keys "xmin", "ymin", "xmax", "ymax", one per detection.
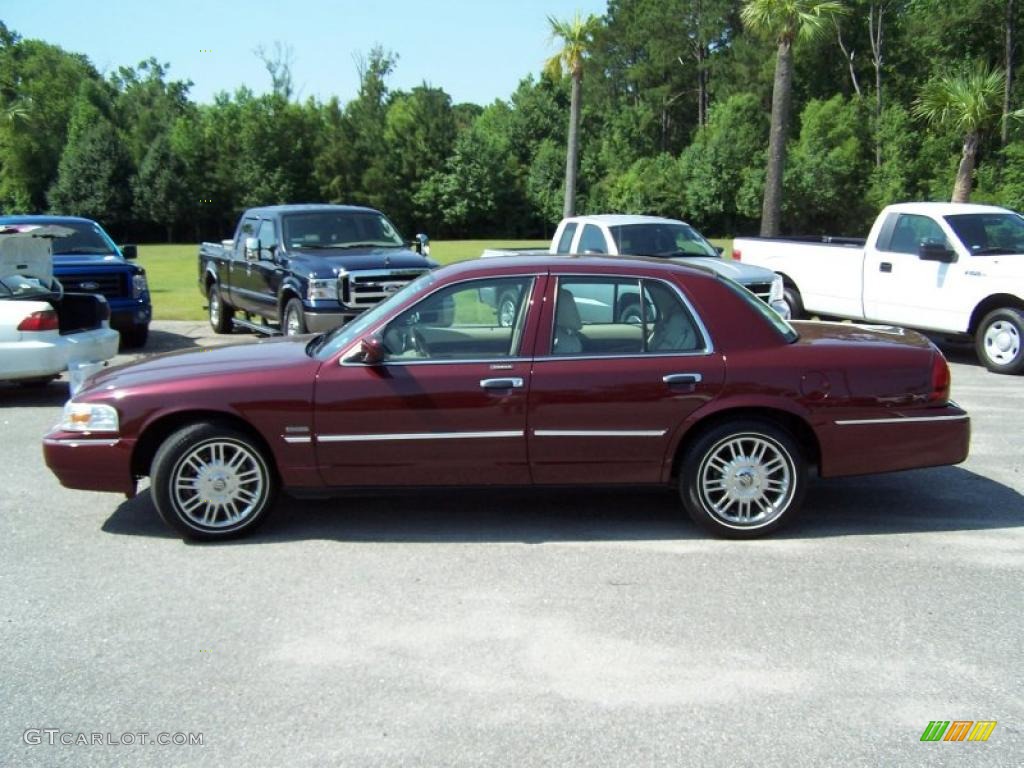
[{"xmin": 4, "ymin": 0, "xmax": 609, "ymax": 106}]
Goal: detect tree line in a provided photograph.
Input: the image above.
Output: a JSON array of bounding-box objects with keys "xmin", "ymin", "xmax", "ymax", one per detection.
[{"xmin": 1, "ymin": 0, "xmax": 1022, "ymax": 243}]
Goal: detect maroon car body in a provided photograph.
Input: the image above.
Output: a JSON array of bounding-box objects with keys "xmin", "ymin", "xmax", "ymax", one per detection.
[{"xmin": 43, "ymin": 256, "xmax": 969, "ymax": 540}]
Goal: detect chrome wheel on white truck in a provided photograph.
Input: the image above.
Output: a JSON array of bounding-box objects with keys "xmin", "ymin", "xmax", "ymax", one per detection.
[{"xmin": 976, "ymin": 307, "xmax": 1024, "ymax": 374}]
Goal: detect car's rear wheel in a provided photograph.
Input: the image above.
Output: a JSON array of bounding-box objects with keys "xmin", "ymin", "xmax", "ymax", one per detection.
[
  {"xmin": 680, "ymin": 420, "xmax": 806, "ymax": 539},
  {"xmin": 783, "ymin": 285, "xmax": 805, "ymax": 320},
  {"xmin": 283, "ymin": 298, "xmax": 307, "ymax": 336},
  {"xmin": 497, "ymin": 290, "xmax": 519, "ymax": 328},
  {"xmin": 975, "ymin": 307, "xmax": 1024, "ymax": 374},
  {"xmin": 208, "ymin": 284, "xmax": 234, "ymax": 334},
  {"xmin": 151, "ymin": 422, "xmax": 277, "ymax": 540}
]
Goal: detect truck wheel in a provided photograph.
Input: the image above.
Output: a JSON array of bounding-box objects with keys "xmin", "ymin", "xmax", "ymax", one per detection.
[
  {"xmin": 120, "ymin": 325, "xmax": 149, "ymax": 349},
  {"xmin": 784, "ymin": 285, "xmax": 805, "ymax": 320},
  {"xmin": 283, "ymin": 298, "xmax": 307, "ymax": 336},
  {"xmin": 975, "ymin": 307, "xmax": 1024, "ymax": 374},
  {"xmin": 151, "ymin": 421, "xmax": 277, "ymax": 540},
  {"xmin": 679, "ymin": 420, "xmax": 806, "ymax": 539},
  {"xmin": 497, "ymin": 290, "xmax": 519, "ymax": 327},
  {"xmin": 208, "ymin": 284, "xmax": 234, "ymax": 334}
]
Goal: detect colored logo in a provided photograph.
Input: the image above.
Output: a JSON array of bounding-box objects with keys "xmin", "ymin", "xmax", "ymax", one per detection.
[{"xmin": 920, "ymin": 721, "xmax": 997, "ymax": 742}]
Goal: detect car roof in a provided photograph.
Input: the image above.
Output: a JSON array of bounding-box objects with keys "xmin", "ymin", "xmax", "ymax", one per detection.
[
  {"xmin": 562, "ymin": 214, "xmax": 693, "ymax": 227},
  {"xmin": 0, "ymin": 215, "xmax": 101, "ymax": 226},
  {"xmin": 882, "ymin": 202, "xmax": 1014, "ymax": 217},
  {"xmin": 442, "ymin": 253, "xmax": 719, "ymax": 281},
  {"xmin": 243, "ymin": 204, "xmax": 382, "ymax": 217}
]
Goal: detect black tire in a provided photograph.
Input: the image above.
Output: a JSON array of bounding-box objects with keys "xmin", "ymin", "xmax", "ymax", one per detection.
[
  {"xmin": 16, "ymin": 376, "xmax": 57, "ymax": 388},
  {"xmin": 974, "ymin": 307, "xmax": 1024, "ymax": 374},
  {"xmin": 282, "ymin": 298, "xmax": 307, "ymax": 336},
  {"xmin": 208, "ymin": 283, "xmax": 234, "ymax": 334},
  {"xmin": 783, "ymin": 285, "xmax": 805, "ymax": 320},
  {"xmin": 151, "ymin": 421, "xmax": 277, "ymax": 541},
  {"xmin": 679, "ymin": 420, "xmax": 807, "ymax": 539},
  {"xmin": 497, "ymin": 290, "xmax": 519, "ymax": 328},
  {"xmin": 120, "ymin": 325, "xmax": 149, "ymax": 349}
]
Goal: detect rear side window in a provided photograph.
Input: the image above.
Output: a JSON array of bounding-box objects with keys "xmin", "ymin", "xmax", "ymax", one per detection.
[
  {"xmin": 555, "ymin": 223, "xmax": 577, "ymax": 254},
  {"xmin": 578, "ymin": 224, "xmax": 607, "ymax": 254}
]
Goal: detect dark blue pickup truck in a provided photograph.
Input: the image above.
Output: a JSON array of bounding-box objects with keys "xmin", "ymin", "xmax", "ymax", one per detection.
[
  {"xmin": 198, "ymin": 204, "xmax": 436, "ymax": 335},
  {"xmin": 0, "ymin": 215, "xmax": 151, "ymax": 347}
]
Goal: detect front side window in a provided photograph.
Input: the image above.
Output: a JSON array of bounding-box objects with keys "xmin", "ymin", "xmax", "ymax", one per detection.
[
  {"xmin": 884, "ymin": 214, "xmax": 951, "ymax": 254},
  {"xmin": 257, "ymin": 219, "xmax": 277, "ymax": 257},
  {"xmin": 551, "ymin": 276, "xmax": 706, "ymax": 356},
  {"xmin": 381, "ymin": 277, "xmax": 535, "ymax": 361}
]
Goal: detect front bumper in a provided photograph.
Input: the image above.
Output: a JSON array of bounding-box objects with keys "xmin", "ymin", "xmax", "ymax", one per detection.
[
  {"xmin": 109, "ymin": 301, "xmax": 152, "ymax": 332},
  {"xmin": 43, "ymin": 432, "xmax": 137, "ymax": 496},
  {"xmin": 303, "ymin": 310, "xmax": 359, "ymax": 334},
  {"xmin": 817, "ymin": 402, "xmax": 970, "ymax": 478}
]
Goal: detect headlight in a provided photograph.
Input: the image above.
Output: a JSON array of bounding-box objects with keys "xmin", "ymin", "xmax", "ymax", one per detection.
[
  {"xmin": 307, "ymin": 277, "xmax": 338, "ymax": 301},
  {"xmin": 769, "ymin": 274, "xmax": 785, "ymax": 303},
  {"xmin": 60, "ymin": 402, "xmax": 119, "ymax": 433},
  {"xmin": 132, "ymin": 273, "xmax": 148, "ymax": 298}
]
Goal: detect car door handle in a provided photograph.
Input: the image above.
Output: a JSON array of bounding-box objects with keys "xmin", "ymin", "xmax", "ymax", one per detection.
[
  {"xmin": 879, "ymin": 262, "xmax": 892, "ymax": 273},
  {"xmin": 663, "ymin": 373, "xmax": 702, "ymax": 387},
  {"xmin": 480, "ymin": 378, "xmax": 524, "ymax": 390}
]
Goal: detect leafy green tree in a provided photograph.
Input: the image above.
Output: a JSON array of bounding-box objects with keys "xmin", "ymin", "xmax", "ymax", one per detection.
[
  {"xmin": 741, "ymin": 0, "xmax": 847, "ymax": 236},
  {"xmin": 913, "ymin": 63, "xmax": 1014, "ymax": 201},
  {"xmin": 545, "ymin": 12, "xmax": 602, "ymax": 218},
  {"xmin": 607, "ymin": 153, "xmax": 687, "ymax": 215},
  {"xmin": 48, "ymin": 82, "xmax": 133, "ymax": 226},
  {"xmin": 110, "ymin": 58, "xmax": 192, "ymax": 169},
  {"xmin": 133, "ymin": 132, "xmax": 189, "ymax": 241}
]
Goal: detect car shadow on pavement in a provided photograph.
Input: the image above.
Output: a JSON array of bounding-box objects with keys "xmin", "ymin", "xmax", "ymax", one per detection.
[
  {"xmin": 0, "ymin": 379, "xmax": 72, "ymax": 406},
  {"xmin": 101, "ymin": 465, "xmax": 1023, "ymax": 544}
]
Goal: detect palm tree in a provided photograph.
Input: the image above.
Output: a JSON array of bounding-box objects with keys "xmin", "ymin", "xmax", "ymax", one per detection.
[
  {"xmin": 914, "ymin": 64, "xmax": 1015, "ymax": 203},
  {"xmin": 545, "ymin": 12, "xmax": 601, "ymax": 219},
  {"xmin": 741, "ymin": 0, "xmax": 846, "ymax": 237}
]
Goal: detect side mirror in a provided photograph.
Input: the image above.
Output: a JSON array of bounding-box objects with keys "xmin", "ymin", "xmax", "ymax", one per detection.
[
  {"xmin": 714, "ymin": 245, "xmax": 724, "ymax": 256},
  {"xmin": 414, "ymin": 233, "xmax": 430, "ymax": 257},
  {"xmin": 918, "ymin": 241, "xmax": 956, "ymax": 263},
  {"xmin": 244, "ymin": 236, "xmax": 260, "ymax": 261},
  {"xmin": 120, "ymin": 244, "xmax": 138, "ymax": 260},
  {"xmin": 357, "ymin": 335, "xmax": 386, "ymax": 365}
]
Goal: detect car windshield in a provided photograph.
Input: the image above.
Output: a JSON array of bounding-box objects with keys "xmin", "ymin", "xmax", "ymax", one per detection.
[
  {"xmin": 311, "ymin": 271, "xmax": 438, "ymax": 359},
  {"xmin": 283, "ymin": 211, "xmax": 405, "ymax": 250},
  {"xmin": 944, "ymin": 212, "xmax": 1024, "ymax": 255},
  {"xmin": 609, "ymin": 222, "xmax": 719, "ymax": 258},
  {"xmin": 49, "ymin": 222, "xmax": 120, "ymax": 257}
]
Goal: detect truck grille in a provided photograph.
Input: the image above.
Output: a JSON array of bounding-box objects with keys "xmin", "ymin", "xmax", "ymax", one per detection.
[
  {"xmin": 746, "ymin": 282, "xmax": 772, "ymax": 304},
  {"xmin": 61, "ymin": 273, "xmax": 125, "ymax": 299},
  {"xmin": 340, "ymin": 270, "xmax": 429, "ymax": 310}
]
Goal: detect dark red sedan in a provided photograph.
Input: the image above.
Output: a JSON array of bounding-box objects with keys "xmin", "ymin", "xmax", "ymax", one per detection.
[{"xmin": 43, "ymin": 256, "xmax": 970, "ymax": 540}]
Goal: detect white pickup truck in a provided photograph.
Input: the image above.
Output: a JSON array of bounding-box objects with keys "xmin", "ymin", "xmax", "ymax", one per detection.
[
  {"xmin": 733, "ymin": 202, "xmax": 1024, "ymax": 374},
  {"xmin": 483, "ymin": 214, "xmax": 789, "ymax": 319}
]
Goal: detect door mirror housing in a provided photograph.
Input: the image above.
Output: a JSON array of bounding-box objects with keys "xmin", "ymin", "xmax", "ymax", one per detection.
[
  {"xmin": 120, "ymin": 244, "xmax": 138, "ymax": 260},
  {"xmin": 244, "ymin": 236, "xmax": 260, "ymax": 260},
  {"xmin": 414, "ymin": 233, "xmax": 430, "ymax": 257},
  {"xmin": 918, "ymin": 241, "xmax": 956, "ymax": 263}
]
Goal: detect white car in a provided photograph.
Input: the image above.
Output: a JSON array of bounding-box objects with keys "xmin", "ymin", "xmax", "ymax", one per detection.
[{"xmin": 0, "ymin": 225, "xmax": 120, "ymax": 388}]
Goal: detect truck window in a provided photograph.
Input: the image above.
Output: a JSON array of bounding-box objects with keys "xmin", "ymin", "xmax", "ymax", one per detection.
[
  {"xmin": 257, "ymin": 219, "xmax": 277, "ymax": 258},
  {"xmin": 236, "ymin": 218, "xmax": 259, "ymax": 260},
  {"xmin": 884, "ymin": 214, "xmax": 950, "ymax": 254},
  {"xmin": 555, "ymin": 223, "xmax": 577, "ymax": 254},
  {"xmin": 578, "ymin": 224, "xmax": 607, "ymax": 254}
]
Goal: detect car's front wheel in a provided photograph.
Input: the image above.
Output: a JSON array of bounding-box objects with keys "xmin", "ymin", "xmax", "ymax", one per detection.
[
  {"xmin": 282, "ymin": 298, "xmax": 307, "ymax": 336},
  {"xmin": 679, "ymin": 420, "xmax": 806, "ymax": 539},
  {"xmin": 151, "ymin": 422, "xmax": 277, "ymax": 540},
  {"xmin": 975, "ymin": 307, "xmax": 1024, "ymax": 374}
]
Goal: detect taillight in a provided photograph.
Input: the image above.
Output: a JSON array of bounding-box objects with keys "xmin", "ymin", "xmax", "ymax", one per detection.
[
  {"xmin": 930, "ymin": 352, "xmax": 951, "ymax": 403},
  {"xmin": 732, "ymin": 248, "xmax": 741, "ymax": 261},
  {"xmin": 17, "ymin": 309, "xmax": 59, "ymax": 332}
]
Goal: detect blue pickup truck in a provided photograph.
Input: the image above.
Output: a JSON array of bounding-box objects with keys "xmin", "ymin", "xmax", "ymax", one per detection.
[
  {"xmin": 0, "ymin": 215, "xmax": 151, "ymax": 347},
  {"xmin": 198, "ymin": 204, "xmax": 436, "ymax": 335}
]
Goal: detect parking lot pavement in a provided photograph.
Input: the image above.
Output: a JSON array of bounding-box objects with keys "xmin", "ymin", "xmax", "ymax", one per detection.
[{"xmin": 0, "ymin": 330, "xmax": 1021, "ymax": 767}]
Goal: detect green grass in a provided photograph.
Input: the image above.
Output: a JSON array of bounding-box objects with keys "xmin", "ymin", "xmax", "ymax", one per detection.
[{"xmin": 138, "ymin": 240, "xmax": 551, "ymax": 321}]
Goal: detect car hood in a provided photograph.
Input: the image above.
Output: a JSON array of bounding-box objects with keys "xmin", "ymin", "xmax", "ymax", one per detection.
[
  {"xmin": 669, "ymin": 256, "xmax": 776, "ymax": 284},
  {"xmin": 82, "ymin": 335, "xmax": 318, "ymax": 393},
  {"xmin": 285, "ymin": 246, "xmax": 431, "ymax": 275}
]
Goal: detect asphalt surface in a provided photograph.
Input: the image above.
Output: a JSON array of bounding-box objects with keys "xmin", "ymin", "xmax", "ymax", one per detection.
[{"xmin": 1, "ymin": 322, "xmax": 1021, "ymax": 767}]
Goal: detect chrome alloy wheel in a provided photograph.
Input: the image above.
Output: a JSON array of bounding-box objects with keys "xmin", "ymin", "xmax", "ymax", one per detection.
[
  {"xmin": 982, "ymin": 318, "xmax": 1021, "ymax": 366},
  {"xmin": 209, "ymin": 290, "xmax": 221, "ymax": 325},
  {"xmin": 170, "ymin": 439, "xmax": 269, "ymax": 529},
  {"xmin": 697, "ymin": 432, "xmax": 795, "ymax": 529},
  {"xmin": 498, "ymin": 296, "xmax": 517, "ymax": 328},
  {"xmin": 285, "ymin": 306, "xmax": 302, "ymax": 336}
]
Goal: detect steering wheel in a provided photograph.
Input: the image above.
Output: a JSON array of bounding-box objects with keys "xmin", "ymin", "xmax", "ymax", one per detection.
[{"xmin": 411, "ymin": 328, "xmax": 430, "ymax": 357}]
